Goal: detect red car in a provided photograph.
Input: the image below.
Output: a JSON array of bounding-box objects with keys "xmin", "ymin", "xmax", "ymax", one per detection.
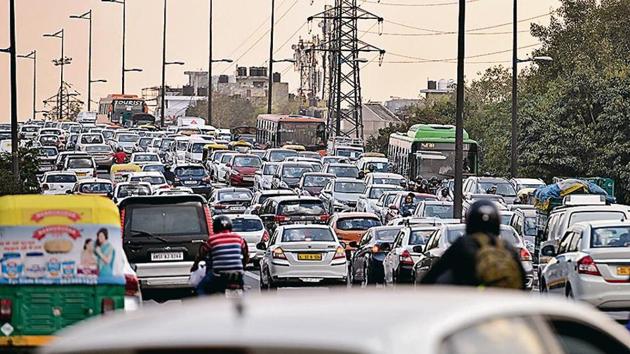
[{"xmin": 227, "ymin": 154, "xmax": 263, "ymax": 187}]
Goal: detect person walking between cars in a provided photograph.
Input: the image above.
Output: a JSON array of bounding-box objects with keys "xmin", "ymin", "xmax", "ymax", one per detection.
[
  {"xmin": 420, "ymin": 200, "xmax": 526, "ymax": 290},
  {"xmin": 112, "ymin": 148, "xmax": 128, "ymax": 164}
]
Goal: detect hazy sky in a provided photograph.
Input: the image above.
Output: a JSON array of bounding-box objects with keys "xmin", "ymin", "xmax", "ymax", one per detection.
[{"xmin": 0, "ymin": 0, "xmax": 559, "ymax": 122}]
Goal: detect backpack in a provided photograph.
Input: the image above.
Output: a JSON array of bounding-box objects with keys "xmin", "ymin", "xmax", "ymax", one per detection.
[{"xmin": 472, "ymin": 233, "xmax": 523, "ymax": 289}]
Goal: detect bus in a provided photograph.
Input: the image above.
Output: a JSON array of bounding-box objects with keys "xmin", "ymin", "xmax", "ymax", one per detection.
[
  {"xmin": 388, "ymin": 124, "xmax": 479, "ymax": 181},
  {"xmin": 97, "ymin": 94, "xmax": 148, "ymax": 125},
  {"xmin": 256, "ymin": 114, "xmax": 326, "ymax": 151}
]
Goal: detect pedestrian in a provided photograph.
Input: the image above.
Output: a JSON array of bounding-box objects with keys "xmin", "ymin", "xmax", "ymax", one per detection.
[{"xmin": 420, "ymin": 199, "xmax": 526, "ymax": 290}]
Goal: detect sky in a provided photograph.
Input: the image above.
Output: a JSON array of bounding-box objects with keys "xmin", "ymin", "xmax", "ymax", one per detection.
[{"xmin": 0, "ymin": 0, "xmax": 559, "ymax": 122}]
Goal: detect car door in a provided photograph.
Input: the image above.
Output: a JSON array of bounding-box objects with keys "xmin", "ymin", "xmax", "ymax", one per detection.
[
  {"xmin": 545, "ymin": 231, "xmax": 574, "ymax": 294},
  {"xmin": 563, "ymin": 229, "xmax": 584, "ymax": 294},
  {"xmin": 320, "ymin": 182, "xmax": 333, "ymax": 212},
  {"xmin": 384, "ymin": 229, "xmax": 406, "ymax": 283},
  {"xmin": 261, "ymin": 230, "xmax": 279, "ymax": 284},
  {"xmin": 353, "ymin": 231, "xmax": 372, "ymax": 280},
  {"xmin": 418, "ymin": 230, "xmax": 442, "ymax": 275}
]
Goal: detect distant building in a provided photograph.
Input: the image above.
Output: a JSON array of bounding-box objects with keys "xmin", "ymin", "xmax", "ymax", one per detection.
[
  {"xmin": 384, "ymin": 97, "xmax": 424, "ymax": 115},
  {"xmin": 337, "ymin": 102, "xmax": 401, "ymax": 140},
  {"xmin": 420, "ymin": 79, "xmax": 453, "ymax": 100}
]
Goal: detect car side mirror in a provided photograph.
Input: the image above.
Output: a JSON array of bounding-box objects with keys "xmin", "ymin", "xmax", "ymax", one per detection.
[
  {"xmin": 256, "ymin": 241, "xmax": 267, "ymax": 250},
  {"xmin": 412, "ymin": 245, "xmax": 424, "ymax": 253},
  {"xmin": 541, "ymin": 245, "xmax": 556, "ymax": 257},
  {"xmin": 274, "ymin": 174, "xmax": 280, "ymax": 180},
  {"xmin": 348, "ymin": 241, "xmax": 358, "ymax": 248},
  {"xmin": 357, "ymin": 171, "xmax": 365, "ymax": 179}
]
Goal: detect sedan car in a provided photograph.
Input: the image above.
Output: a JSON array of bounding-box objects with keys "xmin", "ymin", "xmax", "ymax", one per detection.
[
  {"xmin": 249, "ymin": 189, "xmax": 297, "ymax": 214},
  {"xmin": 329, "ymin": 212, "xmax": 382, "ymax": 251},
  {"xmin": 383, "ymin": 225, "xmax": 439, "ymax": 285},
  {"xmin": 319, "ymin": 177, "xmax": 367, "ymax": 213},
  {"xmin": 40, "ymin": 171, "xmax": 78, "ymax": 195},
  {"xmin": 271, "ymin": 162, "xmax": 314, "ymax": 189},
  {"xmin": 227, "ymin": 214, "xmax": 267, "ymax": 266},
  {"xmin": 208, "ymin": 187, "xmax": 254, "ymax": 215},
  {"xmin": 83, "ymin": 144, "xmax": 114, "ymax": 169},
  {"xmin": 356, "ymin": 184, "xmax": 403, "ymax": 214},
  {"xmin": 258, "ymin": 224, "xmax": 347, "ymax": 288},
  {"xmin": 349, "ymin": 225, "xmax": 403, "ymax": 285},
  {"xmin": 226, "ymin": 154, "xmax": 262, "ymax": 187}
]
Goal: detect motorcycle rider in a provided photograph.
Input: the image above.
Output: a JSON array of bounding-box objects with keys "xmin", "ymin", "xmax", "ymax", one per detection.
[
  {"xmin": 400, "ymin": 192, "xmax": 417, "ymax": 217},
  {"xmin": 112, "ymin": 147, "xmax": 128, "ymax": 164}
]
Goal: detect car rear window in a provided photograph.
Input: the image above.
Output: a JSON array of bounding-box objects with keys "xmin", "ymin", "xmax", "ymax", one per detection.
[
  {"xmin": 117, "ymin": 185, "xmax": 152, "ymax": 198},
  {"xmin": 134, "ymin": 154, "xmax": 159, "ymax": 162},
  {"xmin": 262, "ymin": 164, "xmax": 278, "ymax": 175},
  {"xmin": 234, "ymin": 156, "xmax": 262, "ymax": 168},
  {"xmin": 269, "ymin": 150, "xmax": 297, "ymax": 162},
  {"xmin": 232, "ymin": 218, "xmax": 264, "ymax": 232},
  {"xmin": 127, "ymin": 203, "xmax": 207, "ymax": 236},
  {"xmin": 337, "ymin": 217, "xmax": 381, "ymax": 231},
  {"xmin": 328, "ymin": 165, "xmax": 359, "ymax": 178},
  {"xmin": 369, "ymin": 187, "xmax": 396, "ymax": 199},
  {"xmin": 85, "ymin": 145, "xmax": 111, "ymax": 153},
  {"xmin": 303, "ymin": 175, "xmax": 332, "ymax": 187},
  {"xmin": 282, "ymin": 166, "xmax": 313, "ymax": 178},
  {"xmin": 38, "ymin": 148, "xmax": 57, "ymax": 157},
  {"xmin": 79, "ymin": 183, "xmax": 112, "ymax": 194},
  {"xmin": 373, "ymin": 177, "xmax": 402, "ymax": 185},
  {"xmin": 218, "ymin": 191, "xmax": 253, "ymax": 201},
  {"xmin": 130, "ymin": 176, "xmax": 165, "ymax": 185},
  {"xmin": 282, "ymin": 228, "xmax": 334, "ymax": 242},
  {"xmin": 143, "ymin": 165, "xmax": 166, "ymax": 173},
  {"xmin": 67, "ymin": 158, "xmax": 93, "ymax": 168},
  {"xmin": 374, "ymin": 228, "xmax": 400, "ymax": 241},
  {"xmin": 334, "ymin": 181, "xmax": 365, "ymax": 193},
  {"xmin": 591, "ymin": 227, "xmax": 630, "ymax": 248},
  {"xmin": 446, "ymin": 227, "xmax": 518, "ymax": 245},
  {"xmin": 278, "ymin": 200, "xmax": 326, "ymax": 216},
  {"xmin": 569, "ymin": 211, "xmax": 626, "ymax": 226},
  {"xmin": 175, "ymin": 167, "xmax": 205, "ymax": 176},
  {"xmin": 424, "ymin": 205, "xmax": 454, "ymax": 219},
  {"xmin": 46, "ymin": 175, "xmax": 77, "ymax": 183},
  {"xmin": 410, "ymin": 230, "xmax": 435, "ymax": 245}
]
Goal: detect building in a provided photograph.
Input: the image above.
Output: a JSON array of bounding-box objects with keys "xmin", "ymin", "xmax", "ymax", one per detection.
[
  {"xmin": 384, "ymin": 97, "xmax": 424, "ymax": 115},
  {"xmin": 420, "ymin": 79, "xmax": 453, "ymax": 100},
  {"xmin": 338, "ymin": 102, "xmax": 401, "ymax": 140}
]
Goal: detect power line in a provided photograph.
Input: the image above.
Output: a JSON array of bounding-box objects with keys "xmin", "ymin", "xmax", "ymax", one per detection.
[
  {"xmin": 359, "ymin": 29, "xmax": 530, "ymax": 36},
  {"xmin": 362, "ymin": 0, "xmax": 479, "ymax": 7},
  {"xmin": 385, "ymin": 42, "xmax": 541, "ymax": 63},
  {"xmin": 274, "ymin": 22, "xmax": 307, "ymax": 55}
]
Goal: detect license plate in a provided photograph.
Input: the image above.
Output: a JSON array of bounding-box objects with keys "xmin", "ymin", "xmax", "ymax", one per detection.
[
  {"xmin": 151, "ymin": 252, "xmax": 183, "ymax": 261},
  {"xmin": 243, "ymin": 176, "xmax": 254, "ymax": 182},
  {"xmin": 77, "ymin": 172, "xmax": 86, "ymax": 176},
  {"xmin": 40, "ymin": 165, "xmax": 52, "ymax": 171},
  {"xmin": 617, "ymin": 266, "xmax": 630, "ymax": 275},
  {"xmin": 230, "ymin": 206, "xmax": 245, "ymax": 211},
  {"xmin": 298, "ymin": 253, "xmax": 322, "ymax": 261},
  {"xmin": 184, "ymin": 181, "xmax": 197, "ymax": 185}
]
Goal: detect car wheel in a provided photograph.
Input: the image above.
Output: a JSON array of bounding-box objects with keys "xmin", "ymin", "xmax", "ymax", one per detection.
[
  {"xmin": 349, "ymin": 264, "xmax": 360, "ymax": 285},
  {"xmin": 361, "ymin": 264, "xmax": 371, "ymax": 287},
  {"xmin": 566, "ymin": 285, "xmax": 574, "ymax": 299}
]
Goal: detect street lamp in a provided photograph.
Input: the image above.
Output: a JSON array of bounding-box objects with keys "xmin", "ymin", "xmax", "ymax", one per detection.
[
  {"xmin": 70, "ymin": 10, "xmax": 94, "ymax": 111},
  {"xmin": 453, "ymin": 0, "xmax": 466, "ymax": 220},
  {"xmin": 17, "ymin": 50, "xmax": 37, "ymax": 120},
  {"xmin": 267, "ymin": 0, "xmax": 276, "ymax": 114},
  {"xmin": 101, "ymin": 0, "xmax": 126, "ymax": 93},
  {"xmin": 43, "ymin": 29, "xmax": 65, "ymax": 120},
  {"xmin": 208, "ymin": 58, "xmax": 233, "ymax": 126}
]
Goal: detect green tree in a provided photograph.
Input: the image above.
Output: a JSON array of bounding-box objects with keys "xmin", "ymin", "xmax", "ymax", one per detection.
[
  {"xmin": 186, "ymin": 95, "xmax": 258, "ymax": 128},
  {"xmin": 0, "ymin": 146, "xmax": 41, "ymax": 195}
]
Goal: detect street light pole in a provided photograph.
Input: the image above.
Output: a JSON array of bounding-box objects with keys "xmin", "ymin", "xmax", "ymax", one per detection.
[
  {"xmin": 208, "ymin": 0, "xmax": 213, "ymax": 125},
  {"xmin": 267, "ymin": 0, "xmax": 276, "ymax": 114},
  {"xmin": 453, "ymin": 0, "xmax": 466, "ymax": 220},
  {"xmin": 160, "ymin": 0, "xmax": 168, "ymax": 127},
  {"xmin": 43, "ymin": 29, "xmax": 64, "ymax": 120},
  {"xmin": 510, "ymin": 0, "xmax": 518, "ymax": 178},
  {"xmin": 102, "ymin": 0, "xmax": 126, "ymax": 93},
  {"xmin": 9, "ymin": 0, "xmax": 19, "ymax": 181},
  {"xmin": 18, "ymin": 50, "xmax": 37, "ymax": 120},
  {"xmin": 70, "ymin": 10, "xmax": 93, "ymax": 111}
]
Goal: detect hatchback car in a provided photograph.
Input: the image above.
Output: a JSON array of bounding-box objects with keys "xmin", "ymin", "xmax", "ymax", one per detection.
[
  {"xmin": 208, "ymin": 187, "xmax": 254, "ymax": 215},
  {"xmin": 227, "ymin": 214, "xmax": 267, "ymax": 266},
  {"xmin": 349, "ymin": 225, "xmax": 403, "ymax": 285},
  {"xmin": 227, "ymin": 154, "xmax": 262, "ymax": 187},
  {"xmin": 463, "ymin": 176, "xmax": 518, "ymax": 204},
  {"xmin": 40, "ymin": 171, "xmax": 78, "ymax": 195},
  {"xmin": 329, "ymin": 212, "xmax": 382, "ymax": 251},
  {"xmin": 82, "ymin": 144, "xmax": 114, "ymax": 169},
  {"xmin": 258, "ymin": 224, "xmax": 347, "ymax": 288},
  {"xmin": 258, "ymin": 196, "xmax": 329, "ymax": 233},
  {"xmin": 63, "ymin": 156, "xmax": 97, "ymax": 180},
  {"xmin": 171, "ymin": 164, "xmax": 212, "ymax": 197},
  {"xmin": 298, "ymin": 172, "xmax": 335, "ymax": 197},
  {"xmin": 383, "ymin": 225, "xmax": 440, "ymax": 285},
  {"xmin": 249, "ymin": 189, "xmax": 297, "ymax": 214},
  {"xmin": 319, "ymin": 177, "xmax": 367, "ymax": 213},
  {"xmin": 71, "ymin": 178, "xmax": 113, "ymax": 197},
  {"xmin": 112, "ymin": 182, "xmax": 153, "ymax": 203}
]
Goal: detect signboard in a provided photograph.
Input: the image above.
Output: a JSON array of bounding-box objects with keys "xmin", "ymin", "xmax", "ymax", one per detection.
[{"xmin": 418, "ymin": 142, "xmax": 471, "ymax": 151}]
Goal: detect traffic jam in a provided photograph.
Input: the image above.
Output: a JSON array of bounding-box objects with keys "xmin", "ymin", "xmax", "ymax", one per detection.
[{"xmin": 2, "ymin": 115, "xmax": 630, "ymax": 352}]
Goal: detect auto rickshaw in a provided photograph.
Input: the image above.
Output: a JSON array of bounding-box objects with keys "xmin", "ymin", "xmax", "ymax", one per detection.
[
  {"xmin": 109, "ymin": 163, "xmax": 141, "ymax": 185},
  {"xmin": 0, "ymin": 195, "xmax": 125, "ymax": 348},
  {"xmin": 228, "ymin": 141, "xmax": 253, "ymax": 153},
  {"xmin": 202, "ymin": 143, "xmax": 228, "ymax": 163},
  {"xmin": 282, "ymin": 144, "xmax": 306, "ymax": 152}
]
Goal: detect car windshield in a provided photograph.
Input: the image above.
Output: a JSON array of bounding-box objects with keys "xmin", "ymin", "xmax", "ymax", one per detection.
[
  {"xmin": 337, "ymin": 217, "xmax": 381, "ymax": 231},
  {"xmin": 478, "ymin": 181, "xmax": 517, "ymax": 197},
  {"xmin": 40, "ymin": 136, "xmax": 57, "ymax": 143},
  {"xmin": 175, "ymin": 167, "xmax": 205, "ymax": 176},
  {"xmin": 152, "ymin": 139, "xmax": 162, "ymax": 147},
  {"xmin": 278, "ymin": 200, "xmax": 326, "ymax": 216},
  {"xmin": 176, "ymin": 141, "xmax": 188, "ymax": 151},
  {"xmin": 501, "ymin": 214, "xmax": 512, "ymax": 225},
  {"xmin": 85, "ymin": 145, "xmax": 111, "ymax": 153},
  {"xmin": 336, "ymin": 148, "xmax": 362, "ymax": 159},
  {"xmin": 80, "ymin": 135, "xmax": 103, "ymax": 144},
  {"xmin": 221, "ymin": 154, "xmax": 235, "ymax": 163},
  {"xmin": 234, "ymin": 156, "xmax": 262, "ymax": 168},
  {"xmin": 67, "ymin": 158, "xmax": 93, "ymax": 168},
  {"xmin": 374, "ymin": 228, "xmax": 400, "ymax": 241},
  {"xmin": 299, "ymin": 152, "xmax": 321, "ymax": 159},
  {"xmin": 130, "ymin": 176, "xmax": 165, "ymax": 185},
  {"xmin": 269, "ymin": 150, "xmax": 297, "ymax": 162},
  {"xmin": 128, "ymin": 204, "xmax": 207, "ymax": 236},
  {"xmin": 307, "ymin": 163, "xmax": 322, "ymax": 172},
  {"xmin": 282, "ymin": 228, "xmax": 335, "ymax": 242},
  {"xmin": 369, "ymin": 187, "xmax": 397, "ymax": 199},
  {"xmin": 384, "ymin": 194, "xmax": 398, "ymax": 205},
  {"xmin": 79, "ymin": 183, "xmax": 112, "ymax": 194},
  {"xmin": 117, "ymin": 185, "xmax": 151, "ymax": 198},
  {"xmin": 218, "ymin": 191, "xmax": 253, "ymax": 202},
  {"xmin": 335, "ymin": 181, "xmax": 366, "ymax": 194},
  {"xmin": 118, "ymin": 134, "xmax": 139, "ymax": 143},
  {"xmin": 282, "ymin": 166, "xmax": 312, "ymax": 178},
  {"xmin": 446, "ymin": 227, "xmax": 518, "ymax": 245},
  {"xmin": 592, "ymin": 226, "xmax": 630, "ymax": 248},
  {"xmin": 410, "ymin": 230, "xmax": 435, "ymax": 245},
  {"xmin": 143, "ymin": 165, "xmax": 165, "ymax": 173},
  {"xmin": 134, "ymin": 154, "xmax": 159, "ymax": 162},
  {"xmin": 232, "ymin": 218, "xmax": 264, "ymax": 232},
  {"xmin": 366, "ymin": 162, "xmax": 389, "ymax": 172},
  {"xmin": 22, "ymin": 126, "xmax": 39, "ymax": 132},
  {"xmin": 424, "ymin": 204, "xmax": 454, "ymax": 219},
  {"xmin": 46, "ymin": 174, "xmax": 77, "ymax": 183},
  {"xmin": 160, "ymin": 139, "xmax": 174, "ymax": 150},
  {"xmin": 303, "ymin": 175, "xmax": 332, "ymax": 187},
  {"xmin": 102, "ymin": 130, "xmax": 114, "ymax": 140},
  {"xmin": 191, "ymin": 143, "xmax": 205, "ymax": 153},
  {"xmin": 139, "ymin": 138, "xmax": 152, "ymax": 147},
  {"xmin": 328, "ymin": 165, "xmax": 359, "ymax": 178},
  {"xmin": 37, "ymin": 148, "xmax": 57, "ymax": 157},
  {"xmin": 569, "ymin": 211, "xmax": 626, "ymax": 226},
  {"xmin": 262, "ymin": 164, "xmax": 278, "ymax": 175},
  {"xmin": 373, "ymin": 177, "xmax": 403, "ymax": 186}
]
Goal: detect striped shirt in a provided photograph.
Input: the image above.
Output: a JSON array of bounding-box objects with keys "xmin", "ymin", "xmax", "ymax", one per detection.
[{"xmin": 207, "ymin": 232, "xmax": 246, "ymax": 273}]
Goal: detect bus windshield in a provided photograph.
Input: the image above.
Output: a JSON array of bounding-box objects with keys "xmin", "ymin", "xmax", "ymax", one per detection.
[
  {"xmin": 414, "ymin": 149, "xmax": 476, "ymax": 179},
  {"xmin": 278, "ymin": 122, "xmax": 326, "ymax": 148}
]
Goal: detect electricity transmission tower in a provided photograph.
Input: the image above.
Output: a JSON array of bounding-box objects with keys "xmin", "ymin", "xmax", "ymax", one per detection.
[
  {"xmin": 43, "ymin": 82, "xmax": 84, "ymax": 120},
  {"xmin": 308, "ymin": 0, "xmax": 385, "ymax": 140},
  {"xmin": 292, "ymin": 36, "xmax": 321, "ymax": 108}
]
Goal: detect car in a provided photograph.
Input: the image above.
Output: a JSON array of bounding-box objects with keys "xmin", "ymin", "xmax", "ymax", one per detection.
[
  {"xmin": 71, "ymin": 178, "xmax": 113, "ymax": 197},
  {"xmin": 37, "ymin": 134, "xmax": 61, "ymax": 148},
  {"xmin": 285, "ymin": 156, "xmax": 323, "ymax": 171},
  {"xmin": 247, "ymin": 149, "xmax": 266, "ymax": 159},
  {"xmin": 262, "ymin": 148, "xmax": 298, "ymax": 162},
  {"xmin": 271, "ymin": 162, "xmax": 315, "ymax": 189},
  {"xmin": 227, "ymin": 214, "xmax": 267, "ymax": 266},
  {"xmin": 63, "ymin": 155, "xmax": 97, "ymax": 180},
  {"xmin": 185, "ymin": 138, "xmax": 213, "ymax": 163},
  {"xmin": 348, "ymin": 225, "xmax": 403, "ymax": 285},
  {"xmin": 322, "ymin": 162, "xmax": 360, "ymax": 179},
  {"xmin": 121, "ymin": 252, "xmax": 142, "ymax": 311},
  {"xmin": 297, "ymin": 172, "xmax": 335, "ymax": 197},
  {"xmin": 249, "ymin": 189, "xmax": 297, "ymax": 214},
  {"xmin": 374, "ymin": 191, "xmax": 403, "ymax": 223},
  {"xmin": 319, "ymin": 177, "xmax": 367, "ymax": 213},
  {"xmin": 214, "ymin": 151, "xmax": 238, "ymax": 183},
  {"xmin": 329, "ymin": 212, "xmax": 382, "ymax": 252},
  {"xmin": 129, "ymin": 152, "xmax": 161, "ymax": 166},
  {"xmin": 76, "ymin": 133, "xmax": 105, "ymax": 151},
  {"xmin": 258, "ymin": 196, "xmax": 329, "ymax": 233},
  {"xmin": 463, "ymin": 176, "xmax": 518, "ymax": 204},
  {"xmin": 36, "ymin": 146, "xmax": 59, "ymax": 173},
  {"xmin": 154, "ymin": 187, "xmax": 194, "ymax": 196},
  {"xmin": 509, "ymin": 207, "xmax": 538, "ymax": 255},
  {"xmin": 226, "ymin": 154, "xmax": 262, "ymax": 187},
  {"xmin": 118, "ymin": 195, "xmax": 212, "ymax": 293},
  {"xmin": 462, "ymin": 194, "xmax": 508, "ymax": 217},
  {"xmin": 510, "ymin": 177, "xmax": 545, "ymax": 192},
  {"xmin": 298, "ymin": 151, "xmax": 321, "ymax": 159},
  {"xmin": 208, "ymin": 187, "xmax": 254, "ymax": 215},
  {"xmin": 382, "ymin": 192, "xmax": 438, "ymax": 225},
  {"xmin": 383, "ymin": 225, "xmax": 440, "ymax": 285},
  {"xmin": 254, "ymin": 162, "xmax": 279, "ymax": 191},
  {"xmin": 18, "ymin": 124, "xmax": 40, "ymax": 139},
  {"xmin": 356, "ymin": 155, "xmax": 390, "ymax": 174},
  {"xmin": 258, "ymin": 224, "xmax": 347, "ymax": 288},
  {"xmin": 83, "ymin": 144, "xmax": 114, "ymax": 169},
  {"xmin": 65, "ymin": 133, "xmax": 79, "ymax": 151},
  {"xmin": 38, "ymin": 127, "xmax": 65, "ymax": 138},
  {"xmin": 170, "ymin": 164, "xmax": 212, "ymax": 197},
  {"xmin": 126, "ymin": 172, "xmax": 169, "ymax": 193},
  {"xmin": 413, "ymin": 224, "xmax": 534, "ymax": 289},
  {"xmin": 501, "ymin": 210, "xmax": 515, "ymax": 225},
  {"xmin": 147, "ymin": 137, "xmax": 162, "ymax": 154},
  {"xmin": 110, "ymin": 132, "xmax": 140, "ymax": 153},
  {"xmin": 112, "ymin": 181, "xmax": 153, "ymax": 203},
  {"xmin": 413, "ymin": 201, "xmax": 458, "ymax": 221},
  {"xmin": 55, "ymin": 151, "xmax": 90, "ymax": 170},
  {"xmin": 40, "ymin": 171, "xmax": 78, "ymax": 195},
  {"xmin": 362, "ymin": 172, "xmax": 406, "ymax": 187},
  {"xmin": 540, "ymin": 220, "xmax": 630, "ymax": 318},
  {"xmin": 141, "ymin": 162, "xmax": 167, "ymax": 174},
  {"xmin": 321, "ymin": 155, "xmax": 349, "ymax": 165},
  {"xmin": 356, "ymin": 184, "xmax": 403, "ymax": 214},
  {"xmin": 206, "ymin": 150, "xmax": 232, "ymax": 181}
]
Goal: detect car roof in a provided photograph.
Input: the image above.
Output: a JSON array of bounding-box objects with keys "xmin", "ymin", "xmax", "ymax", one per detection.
[
  {"xmin": 334, "ymin": 177, "xmax": 364, "ymax": 183},
  {"xmin": 118, "ymin": 194, "xmax": 207, "ymax": 207},
  {"xmin": 279, "ymin": 224, "xmax": 331, "ymax": 230},
  {"xmin": 367, "ymin": 172, "xmax": 402, "ymax": 178},
  {"xmin": 335, "ymin": 212, "xmax": 380, "ymax": 219},
  {"xmin": 326, "ymin": 163, "xmax": 356, "ymax": 167},
  {"xmin": 574, "ymin": 220, "xmax": 630, "ymax": 228},
  {"xmin": 43, "ymin": 288, "xmax": 629, "ymax": 354},
  {"xmin": 215, "ymin": 187, "xmax": 252, "ymax": 193},
  {"xmin": 227, "ymin": 214, "xmax": 262, "ymax": 221},
  {"xmin": 302, "ymin": 172, "xmax": 335, "ymax": 177},
  {"xmin": 78, "ymin": 178, "xmax": 111, "ymax": 184},
  {"xmin": 550, "ymin": 204, "xmax": 630, "ymax": 214},
  {"xmin": 267, "ymin": 196, "xmax": 321, "ymax": 202},
  {"xmin": 258, "ymin": 190, "xmax": 296, "ymax": 195},
  {"xmin": 43, "ymin": 171, "xmax": 77, "ymax": 176},
  {"xmin": 128, "ymin": 172, "xmax": 164, "ymax": 177},
  {"xmin": 367, "ymin": 184, "xmax": 401, "ymax": 189}
]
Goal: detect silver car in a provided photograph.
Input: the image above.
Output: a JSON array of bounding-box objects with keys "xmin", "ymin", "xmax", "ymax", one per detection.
[
  {"xmin": 227, "ymin": 214, "xmax": 267, "ymax": 265},
  {"xmin": 254, "ymin": 162, "xmax": 279, "ymax": 191},
  {"xmin": 356, "ymin": 184, "xmax": 403, "ymax": 214},
  {"xmin": 258, "ymin": 224, "xmax": 347, "ymax": 288},
  {"xmin": 541, "ymin": 220, "xmax": 630, "ymax": 318}
]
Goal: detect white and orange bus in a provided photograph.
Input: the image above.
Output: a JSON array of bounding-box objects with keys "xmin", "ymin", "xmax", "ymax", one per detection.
[
  {"xmin": 256, "ymin": 114, "xmax": 327, "ymax": 152},
  {"xmin": 97, "ymin": 94, "xmax": 148, "ymax": 126}
]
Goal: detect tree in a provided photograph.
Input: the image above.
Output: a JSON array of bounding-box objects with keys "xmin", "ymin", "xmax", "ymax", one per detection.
[
  {"xmin": 186, "ymin": 94, "xmax": 257, "ymax": 128},
  {"xmin": 0, "ymin": 146, "xmax": 41, "ymax": 196}
]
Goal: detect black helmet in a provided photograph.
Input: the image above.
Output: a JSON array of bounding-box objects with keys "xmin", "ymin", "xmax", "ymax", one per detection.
[
  {"xmin": 465, "ymin": 200, "xmax": 500, "ymax": 236},
  {"xmin": 213, "ymin": 215, "xmax": 233, "ymax": 234}
]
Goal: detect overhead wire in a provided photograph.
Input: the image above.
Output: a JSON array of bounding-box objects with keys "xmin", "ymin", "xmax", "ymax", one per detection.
[
  {"xmin": 383, "ymin": 43, "xmax": 541, "ymax": 63},
  {"xmin": 359, "ymin": 29, "xmax": 530, "ymax": 36},
  {"xmin": 362, "ymin": 0, "xmax": 480, "ymax": 7}
]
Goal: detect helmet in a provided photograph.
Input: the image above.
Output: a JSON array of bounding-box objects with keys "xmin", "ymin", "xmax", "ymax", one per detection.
[
  {"xmin": 465, "ymin": 200, "xmax": 500, "ymax": 236},
  {"xmin": 213, "ymin": 215, "xmax": 233, "ymax": 234},
  {"xmin": 441, "ymin": 188, "xmax": 449, "ymax": 197},
  {"xmin": 117, "ymin": 147, "xmax": 123, "ymax": 152}
]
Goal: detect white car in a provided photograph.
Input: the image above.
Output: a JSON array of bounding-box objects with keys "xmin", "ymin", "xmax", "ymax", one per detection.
[
  {"xmin": 215, "ymin": 152, "xmax": 238, "ymax": 183},
  {"xmin": 356, "ymin": 184, "xmax": 403, "ymax": 214},
  {"xmin": 363, "ymin": 172, "xmax": 406, "ymax": 187},
  {"xmin": 510, "ymin": 177, "xmax": 545, "ymax": 192},
  {"xmin": 259, "ymin": 224, "xmax": 347, "ymax": 288},
  {"xmin": 154, "ymin": 187, "xmax": 194, "ymax": 196},
  {"xmin": 63, "ymin": 156, "xmax": 96, "ymax": 180},
  {"xmin": 76, "ymin": 133, "xmax": 105, "ymax": 151},
  {"xmin": 40, "ymin": 171, "xmax": 78, "ymax": 195},
  {"xmin": 172, "ymin": 136, "xmax": 190, "ymax": 164},
  {"xmin": 129, "ymin": 152, "xmax": 161, "ymax": 166},
  {"xmin": 126, "ymin": 172, "xmax": 169, "ymax": 193},
  {"xmin": 254, "ymin": 162, "xmax": 279, "ymax": 191},
  {"xmin": 356, "ymin": 155, "xmax": 389, "ymax": 174},
  {"xmin": 112, "ymin": 182, "xmax": 153, "ymax": 203},
  {"xmin": 42, "ymin": 289, "xmax": 630, "ymax": 354},
  {"xmin": 227, "ymin": 214, "xmax": 267, "ymax": 265},
  {"xmin": 540, "ymin": 220, "xmax": 630, "ymax": 319},
  {"xmin": 185, "ymin": 138, "xmax": 212, "ymax": 163}
]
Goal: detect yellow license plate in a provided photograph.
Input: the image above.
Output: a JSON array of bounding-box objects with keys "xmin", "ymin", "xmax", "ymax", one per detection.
[
  {"xmin": 617, "ymin": 266, "xmax": 630, "ymax": 275},
  {"xmin": 298, "ymin": 253, "xmax": 322, "ymax": 261}
]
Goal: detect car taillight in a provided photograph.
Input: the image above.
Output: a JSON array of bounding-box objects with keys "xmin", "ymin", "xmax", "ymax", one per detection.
[
  {"xmin": 158, "ymin": 184, "xmax": 170, "ymax": 189},
  {"xmin": 519, "ymin": 248, "xmax": 532, "ymax": 262},
  {"xmin": 262, "ymin": 230, "xmax": 270, "ymax": 242},
  {"xmin": 0, "ymin": 299, "xmax": 12, "ymax": 322},
  {"xmin": 213, "ymin": 204, "xmax": 227, "ymax": 209},
  {"xmin": 333, "ymin": 246, "xmax": 346, "ymax": 260},
  {"xmin": 577, "ymin": 255, "xmax": 601, "ymax": 276},
  {"xmin": 272, "ymin": 247, "xmax": 286, "ymax": 260},
  {"xmin": 125, "ymin": 274, "xmax": 140, "ymax": 296},
  {"xmin": 319, "ymin": 214, "xmax": 330, "ymax": 222},
  {"xmin": 101, "ymin": 298, "xmax": 115, "ymax": 313},
  {"xmin": 400, "ymin": 250, "xmax": 414, "ymax": 265},
  {"xmin": 203, "ymin": 205, "xmax": 214, "ymax": 236},
  {"xmin": 120, "ymin": 209, "xmax": 125, "ymax": 238},
  {"xmin": 274, "ymin": 215, "xmax": 288, "ymax": 222}
]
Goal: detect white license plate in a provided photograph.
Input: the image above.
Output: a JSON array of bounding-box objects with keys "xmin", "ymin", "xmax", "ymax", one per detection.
[
  {"xmin": 243, "ymin": 176, "xmax": 254, "ymax": 182},
  {"xmin": 230, "ymin": 206, "xmax": 246, "ymax": 211},
  {"xmin": 184, "ymin": 181, "xmax": 197, "ymax": 185},
  {"xmin": 40, "ymin": 166, "xmax": 52, "ymax": 171},
  {"xmin": 300, "ymin": 278, "xmax": 323, "ymax": 283},
  {"xmin": 151, "ymin": 252, "xmax": 183, "ymax": 261}
]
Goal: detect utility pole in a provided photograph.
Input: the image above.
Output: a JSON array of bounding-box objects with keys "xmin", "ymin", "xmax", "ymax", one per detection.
[
  {"xmin": 43, "ymin": 29, "xmax": 65, "ymax": 120},
  {"xmin": 453, "ymin": 0, "xmax": 466, "ymax": 220},
  {"xmin": 160, "ymin": 0, "xmax": 167, "ymax": 127},
  {"xmin": 102, "ymin": 0, "xmax": 126, "ymax": 93},
  {"xmin": 267, "ymin": 0, "xmax": 276, "ymax": 114},
  {"xmin": 510, "ymin": 0, "xmax": 518, "ymax": 178},
  {"xmin": 70, "ymin": 10, "xmax": 94, "ymax": 111},
  {"xmin": 208, "ymin": 0, "xmax": 213, "ymax": 125},
  {"xmin": 9, "ymin": 0, "xmax": 19, "ymax": 182},
  {"xmin": 18, "ymin": 50, "xmax": 37, "ymax": 120}
]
